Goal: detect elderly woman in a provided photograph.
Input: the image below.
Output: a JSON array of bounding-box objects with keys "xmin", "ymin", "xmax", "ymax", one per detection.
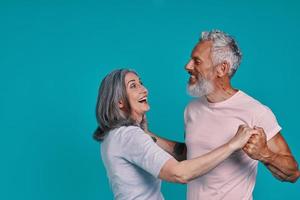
[{"xmin": 94, "ymin": 69, "xmax": 255, "ymax": 200}]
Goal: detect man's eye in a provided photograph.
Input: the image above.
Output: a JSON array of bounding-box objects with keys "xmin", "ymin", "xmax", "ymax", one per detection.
[
  {"xmin": 140, "ymin": 82, "xmax": 144, "ymax": 85},
  {"xmin": 195, "ymin": 60, "xmax": 201, "ymax": 64}
]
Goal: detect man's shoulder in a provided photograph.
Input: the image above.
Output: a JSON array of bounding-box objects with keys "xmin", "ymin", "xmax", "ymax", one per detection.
[
  {"xmin": 185, "ymin": 98, "xmax": 204, "ymax": 109},
  {"xmin": 239, "ymin": 90, "xmax": 273, "ymax": 113}
]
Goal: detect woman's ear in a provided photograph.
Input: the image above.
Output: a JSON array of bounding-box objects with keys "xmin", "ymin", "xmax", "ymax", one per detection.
[
  {"xmin": 118, "ymin": 100, "xmax": 124, "ymax": 109},
  {"xmin": 216, "ymin": 61, "xmax": 230, "ymax": 77}
]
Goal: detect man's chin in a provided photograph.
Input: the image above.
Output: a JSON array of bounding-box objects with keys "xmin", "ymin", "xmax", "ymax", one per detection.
[
  {"xmin": 187, "ymin": 84, "xmax": 213, "ymax": 97},
  {"xmin": 187, "ymin": 86, "xmax": 202, "ymax": 97},
  {"xmin": 188, "ymin": 79, "xmax": 197, "ymax": 86}
]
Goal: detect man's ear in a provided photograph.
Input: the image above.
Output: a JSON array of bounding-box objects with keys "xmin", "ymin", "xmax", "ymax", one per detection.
[{"xmin": 216, "ymin": 61, "xmax": 230, "ymax": 77}]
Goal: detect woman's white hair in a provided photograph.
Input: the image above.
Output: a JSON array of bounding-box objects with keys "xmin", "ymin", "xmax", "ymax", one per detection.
[
  {"xmin": 201, "ymin": 30, "xmax": 242, "ymax": 78},
  {"xmin": 93, "ymin": 69, "xmax": 138, "ymax": 141}
]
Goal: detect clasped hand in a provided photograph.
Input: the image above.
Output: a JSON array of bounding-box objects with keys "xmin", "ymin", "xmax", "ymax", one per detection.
[{"xmin": 243, "ymin": 126, "xmax": 269, "ymax": 161}]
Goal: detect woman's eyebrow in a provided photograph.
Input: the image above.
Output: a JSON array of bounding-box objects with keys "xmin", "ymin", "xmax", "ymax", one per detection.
[{"xmin": 126, "ymin": 79, "xmax": 136, "ymax": 87}]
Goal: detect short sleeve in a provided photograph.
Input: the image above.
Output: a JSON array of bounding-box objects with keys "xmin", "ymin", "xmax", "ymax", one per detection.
[
  {"xmin": 254, "ymin": 106, "xmax": 282, "ymax": 141},
  {"xmin": 184, "ymin": 106, "xmax": 188, "ymax": 128},
  {"xmin": 120, "ymin": 126, "xmax": 172, "ymax": 178}
]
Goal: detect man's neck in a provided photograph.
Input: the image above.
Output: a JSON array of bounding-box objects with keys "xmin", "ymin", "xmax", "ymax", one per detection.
[{"xmin": 206, "ymin": 80, "xmax": 238, "ymax": 103}]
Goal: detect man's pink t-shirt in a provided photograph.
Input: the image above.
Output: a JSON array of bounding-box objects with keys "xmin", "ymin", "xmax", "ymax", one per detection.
[{"xmin": 185, "ymin": 90, "xmax": 281, "ymax": 200}]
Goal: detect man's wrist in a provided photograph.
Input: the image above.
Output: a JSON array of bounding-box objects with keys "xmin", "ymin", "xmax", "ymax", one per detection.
[{"xmin": 259, "ymin": 147, "xmax": 275, "ymax": 164}]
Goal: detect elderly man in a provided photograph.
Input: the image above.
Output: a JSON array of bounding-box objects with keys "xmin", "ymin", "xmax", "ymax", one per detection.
[
  {"xmin": 183, "ymin": 29, "xmax": 299, "ymax": 200},
  {"xmin": 147, "ymin": 29, "xmax": 299, "ymax": 200}
]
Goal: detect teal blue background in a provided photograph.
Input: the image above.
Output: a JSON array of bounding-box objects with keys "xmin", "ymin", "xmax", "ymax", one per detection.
[{"xmin": 1, "ymin": 0, "xmax": 299, "ymax": 199}]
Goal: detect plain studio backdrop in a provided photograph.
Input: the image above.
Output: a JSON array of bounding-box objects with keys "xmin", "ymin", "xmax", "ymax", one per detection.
[{"xmin": 0, "ymin": 0, "xmax": 299, "ymax": 199}]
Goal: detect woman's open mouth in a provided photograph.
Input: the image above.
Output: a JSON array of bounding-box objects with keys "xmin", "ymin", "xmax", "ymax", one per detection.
[{"xmin": 138, "ymin": 96, "xmax": 148, "ymax": 104}]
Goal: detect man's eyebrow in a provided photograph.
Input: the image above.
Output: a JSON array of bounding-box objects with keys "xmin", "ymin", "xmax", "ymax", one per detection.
[
  {"xmin": 193, "ymin": 56, "xmax": 202, "ymax": 60},
  {"xmin": 127, "ymin": 79, "xmax": 136, "ymax": 87}
]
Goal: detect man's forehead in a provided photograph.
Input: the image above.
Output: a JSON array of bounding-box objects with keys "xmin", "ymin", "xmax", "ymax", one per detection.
[
  {"xmin": 196, "ymin": 40, "xmax": 213, "ymax": 49},
  {"xmin": 192, "ymin": 40, "xmax": 212, "ymax": 56}
]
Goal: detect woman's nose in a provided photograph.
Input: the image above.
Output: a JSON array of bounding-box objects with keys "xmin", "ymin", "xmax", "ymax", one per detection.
[{"xmin": 140, "ymin": 85, "xmax": 148, "ymax": 95}]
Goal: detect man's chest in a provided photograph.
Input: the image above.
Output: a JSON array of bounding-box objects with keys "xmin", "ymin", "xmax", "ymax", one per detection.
[{"xmin": 185, "ymin": 107, "xmax": 253, "ymax": 152}]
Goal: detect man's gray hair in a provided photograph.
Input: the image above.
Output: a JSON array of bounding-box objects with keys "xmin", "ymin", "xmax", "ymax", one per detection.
[
  {"xmin": 93, "ymin": 68, "xmax": 137, "ymax": 141},
  {"xmin": 201, "ymin": 30, "xmax": 242, "ymax": 78}
]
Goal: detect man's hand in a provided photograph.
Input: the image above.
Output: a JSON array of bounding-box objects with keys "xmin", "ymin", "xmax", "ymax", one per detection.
[
  {"xmin": 242, "ymin": 126, "xmax": 269, "ymax": 160},
  {"xmin": 243, "ymin": 128, "xmax": 300, "ymax": 183},
  {"xmin": 228, "ymin": 125, "xmax": 258, "ymax": 151}
]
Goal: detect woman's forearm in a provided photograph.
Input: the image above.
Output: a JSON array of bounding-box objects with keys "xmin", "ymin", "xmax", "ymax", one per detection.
[
  {"xmin": 172, "ymin": 142, "xmax": 235, "ymax": 183},
  {"xmin": 159, "ymin": 125, "xmax": 254, "ymax": 183}
]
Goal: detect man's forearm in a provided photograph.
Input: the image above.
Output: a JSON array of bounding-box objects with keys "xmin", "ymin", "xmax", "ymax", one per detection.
[
  {"xmin": 147, "ymin": 131, "xmax": 187, "ymax": 161},
  {"xmin": 267, "ymin": 165, "xmax": 300, "ymax": 182},
  {"xmin": 243, "ymin": 130, "xmax": 300, "ymax": 183},
  {"xmin": 259, "ymin": 149, "xmax": 300, "ymax": 182}
]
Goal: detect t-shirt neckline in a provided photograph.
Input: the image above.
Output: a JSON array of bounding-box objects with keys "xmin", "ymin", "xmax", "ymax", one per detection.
[{"xmin": 201, "ymin": 90, "xmax": 243, "ymax": 108}]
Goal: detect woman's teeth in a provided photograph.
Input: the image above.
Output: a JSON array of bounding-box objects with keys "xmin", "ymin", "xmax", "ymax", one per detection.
[{"xmin": 138, "ymin": 98, "xmax": 147, "ymax": 103}]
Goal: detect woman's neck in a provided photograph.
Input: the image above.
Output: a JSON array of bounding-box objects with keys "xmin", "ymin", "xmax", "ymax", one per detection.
[{"xmin": 131, "ymin": 112, "xmax": 143, "ymax": 124}]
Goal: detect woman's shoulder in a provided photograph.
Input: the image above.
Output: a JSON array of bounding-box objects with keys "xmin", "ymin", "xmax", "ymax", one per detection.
[
  {"xmin": 116, "ymin": 125, "xmax": 145, "ymax": 136},
  {"xmin": 104, "ymin": 126, "xmax": 150, "ymax": 150},
  {"xmin": 109, "ymin": 125, "xmax": 145, "ymax": 139}
]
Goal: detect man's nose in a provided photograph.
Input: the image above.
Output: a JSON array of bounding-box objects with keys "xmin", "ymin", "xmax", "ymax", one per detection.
[{"xmin": 185, "ymin": 60, "xmax": 193, "ymax": 71}]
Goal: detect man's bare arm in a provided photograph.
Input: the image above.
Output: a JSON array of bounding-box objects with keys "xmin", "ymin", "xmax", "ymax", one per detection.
[
  {"xmin": 243, "ymin": 128, "xmax": 300, "ymax": 183},
  {"xmin": 146, "ymin": 131, "xmax": 187, "ymax": 161},
  {"xmin": 141, "ymin": 115, "xmax": 186, "ymax": 161}
]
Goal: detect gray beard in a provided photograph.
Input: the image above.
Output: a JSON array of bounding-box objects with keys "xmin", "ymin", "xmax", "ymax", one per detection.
[{"xmin": 187, "ymin": 77, "xmax": 214, "ymax": 97}]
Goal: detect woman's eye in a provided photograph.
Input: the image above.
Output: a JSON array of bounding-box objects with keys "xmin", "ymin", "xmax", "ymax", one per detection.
[{"xmin": 130, "ymin": 83, "xmax": 136, "ymax": 88}]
